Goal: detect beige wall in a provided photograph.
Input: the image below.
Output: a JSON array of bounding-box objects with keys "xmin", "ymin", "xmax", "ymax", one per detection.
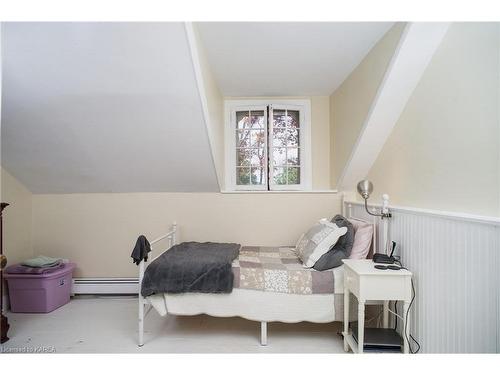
[
  {"xmin": 32, "ymin": 192, "xmax": 341, "ymax": 277},
  {"xmin": 310, "ymin": 96, "xmax": 332, "ymax": 190},
  {"xmin": 367, "ymin": 23, "xmax": 500, "ymax": 216},
  {"xmin": 1, "ymin": 168, "xmax": 33, "ymax": 265},
  {"xmin": 330, "ymin": 23, "xmax": 405, "ymax": 188},
  {"xmin": 226, "ymin": 96, "xmax": 332, "ymax": 190}
]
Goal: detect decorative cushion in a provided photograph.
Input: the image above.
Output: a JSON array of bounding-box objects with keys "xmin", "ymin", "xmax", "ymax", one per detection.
[
  {"xmin": 313, "ymin": 215, "xmax": 355, "ymax": 271},
  {"xmin": 348, "ymin": 218, "xmax": 374, "ymax": 259},
  {"xmin": 295, "ymin": 219, "xmax": 348, "ymax": 268}
]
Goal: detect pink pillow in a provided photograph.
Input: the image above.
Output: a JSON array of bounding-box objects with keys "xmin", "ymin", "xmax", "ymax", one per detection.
[{"xmin": 348, "ymin": 218, "xmax": 373, "ymax": 259}]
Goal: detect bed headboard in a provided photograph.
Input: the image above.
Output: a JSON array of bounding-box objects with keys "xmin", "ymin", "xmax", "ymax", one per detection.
[{"xmin": 342, "ymin": 194, "xmax": 389, "ymax": 256}]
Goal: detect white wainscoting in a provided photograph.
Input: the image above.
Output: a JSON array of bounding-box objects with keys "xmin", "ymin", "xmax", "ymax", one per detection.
[{"xmin": 345, "ymin": 201, "xmax": 500, "ymax": 353}]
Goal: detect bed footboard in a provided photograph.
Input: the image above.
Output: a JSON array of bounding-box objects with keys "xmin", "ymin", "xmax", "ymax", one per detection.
[{"xmin": 138, "ymin": 222, "xmax": 177, "ymax": 347}]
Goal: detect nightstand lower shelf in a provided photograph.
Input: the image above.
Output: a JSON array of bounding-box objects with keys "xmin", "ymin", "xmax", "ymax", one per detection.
[{"xmin": 344, "ymin": 323, "xmax": 403, "ymax": 353}]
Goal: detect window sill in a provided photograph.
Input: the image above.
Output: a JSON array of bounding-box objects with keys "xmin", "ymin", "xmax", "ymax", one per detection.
[{"xmin": 220, "ymin": 189, "xmax": 338, "ymax": 194}]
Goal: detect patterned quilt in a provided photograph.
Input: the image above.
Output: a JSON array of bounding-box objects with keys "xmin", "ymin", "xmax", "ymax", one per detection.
[{"xmin": 232, "ymin": 246, "xmax": 334, "ymax": 295}]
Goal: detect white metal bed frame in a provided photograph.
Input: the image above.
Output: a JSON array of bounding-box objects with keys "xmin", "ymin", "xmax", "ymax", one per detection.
[
  {"xmin": 137, "ymin": 196, "xmax": 389, "ymax": 347},
  {"xmin": 138, "ymin": 222, "xmax": 177, "ymax": 347}
]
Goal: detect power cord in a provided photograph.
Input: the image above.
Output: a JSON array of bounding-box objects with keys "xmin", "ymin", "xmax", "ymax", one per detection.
[
  {"xmin": 405, "ymin": 279, "xmax": 421, "ymax": 354},
  {"xmin": 390, "ymin": 259, "xmax": 421, "ymax": 354},
  {"xmin": 386, "ymin": 306, "xmax": 404, "ymax": 321},
  {"xmin": 394, "ymin": 301, "xmax": 398, "ymax": 331}
]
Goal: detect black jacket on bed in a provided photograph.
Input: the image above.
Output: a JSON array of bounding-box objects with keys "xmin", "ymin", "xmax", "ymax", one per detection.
[{"xmin": 131, "ymin": 235, "xmax": 152, "ymax": 265}]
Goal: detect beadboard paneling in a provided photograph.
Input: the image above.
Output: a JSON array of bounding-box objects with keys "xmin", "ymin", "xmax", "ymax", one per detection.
[{"xmin": 346, "ymin": 201, "xmax": 500, "ymax": 353}]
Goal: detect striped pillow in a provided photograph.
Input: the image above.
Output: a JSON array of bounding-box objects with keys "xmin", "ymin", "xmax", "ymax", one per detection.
[{"xmin": 348, "ymin": 218, "xmax": 373, "ymax": 259}]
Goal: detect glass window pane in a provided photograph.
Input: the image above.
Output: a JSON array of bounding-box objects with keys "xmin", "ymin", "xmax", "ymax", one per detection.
[
  {"xmin": 236, "ymin": 111, "xmax": 250, "ymax": 130},
  {"xmin": 273, "ymin": 167, "xmax": 287, "ymax": 185},
  {"xmin": 272, "ymin": 128, "xmax": 287, "ymax": 147},
  {"xmin": 236, "ymin": 167, "xmax": 251, "ymax": 185},
  {"xmin": 287, "ymin": 110, "xmax": 300, "ymax": 128},
  {"xmin": 250, "ymin": 129, "xmax": 265, "ymax": 148},
  {"xmin": 236, "ymin": 149, "xmax": 250, "ymax": 166},
  {"xmin": 287, "ymin": 167, "xmax": 300, "ymax": 184},
  {"xmin": 287, "ymin": 148, "xmax": 300, "ymax": 165},
  {"xmin": 236, "ymin": 130, "xmax": 251, "ymax": 147},
  {"xmin": 250, "ymin": 110, "xmax": 265, "ymax": 129},
  {"xmin": 286, "ymin": 128, "xmax": 299, "ymax": 146},
  {"xmin": 272, "ymin": 147, "xmax": 286, "ymax": 166},
  {"xmin": 237, "ymin": 148, "xmax": 265, "ymax": 167},
  {"xmin": 273, "ymin": 109, "xmax": 287, "ymax": 128},
  {"xmin": 251, "ymin": 167, "xmax": 266, "ymax": 185},
  {"xmin": 273, "ymin": 128, "xmax": 299, "ymax": 147},
  {"xmin": 251, "ymin": 149, "xmax": 265, "ymax": 167}
]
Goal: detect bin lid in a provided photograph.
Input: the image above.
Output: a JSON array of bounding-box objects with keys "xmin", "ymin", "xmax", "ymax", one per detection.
[{"xmin": 4, "ymin": 262, "xmax": 76, "ymax": 280}]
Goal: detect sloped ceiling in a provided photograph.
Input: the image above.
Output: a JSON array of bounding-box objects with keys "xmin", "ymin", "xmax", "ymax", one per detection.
[
  {"xmin": 196, "ymin": 22, "xmax": 394, "ymax": 96},
  {"xmin": 1, "ymin": 22, "xmax": 397, "ymax": 194},
  {"xmin": 1, "ymin": 22, "xmax": 219, "ymax": 193}
]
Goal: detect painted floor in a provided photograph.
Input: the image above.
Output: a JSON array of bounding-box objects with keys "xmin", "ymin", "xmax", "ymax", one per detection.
[{"xmin": 1, "ymin": 296, "xmax": 347, "ymax": 353}]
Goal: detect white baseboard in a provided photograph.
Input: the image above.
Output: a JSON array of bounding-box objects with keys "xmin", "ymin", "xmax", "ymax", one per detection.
[{"xmin": 72, "ymin": 278, "xmax": 139, "ymax": 295}]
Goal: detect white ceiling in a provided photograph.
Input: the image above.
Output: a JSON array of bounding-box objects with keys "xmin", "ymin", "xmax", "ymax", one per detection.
[
  {"xmin": 1, "ymin": 22, "xmax": 219, "ymax": 193},
  {"xmin": 2, "ymin": 22, "xmax": 395, "ymax": 194},
  {"xmin": 196, "ymin": 22, "xmax": 394, "ymax": 96}
]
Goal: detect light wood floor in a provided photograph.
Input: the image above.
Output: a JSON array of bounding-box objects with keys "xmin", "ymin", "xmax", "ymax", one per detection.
[{"xmin": 2, "ymin": 296, "xmax": 347, "ymax": 353}]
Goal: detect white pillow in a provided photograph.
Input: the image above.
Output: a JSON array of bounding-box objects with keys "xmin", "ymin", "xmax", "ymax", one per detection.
[{"xmin": 295, "ymin": 219, "xmax": 348, "ymax": 268}]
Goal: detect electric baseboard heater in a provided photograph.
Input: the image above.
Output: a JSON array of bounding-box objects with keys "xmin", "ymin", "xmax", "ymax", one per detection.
[{"xmin": 72, "ymin": 278, "xmax": 139, "ymax": 294}]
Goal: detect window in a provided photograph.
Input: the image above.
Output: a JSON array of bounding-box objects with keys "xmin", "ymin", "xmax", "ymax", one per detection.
[{"xmin": 225, "ymin": 100, "xmax": 311, "ymax": 191}]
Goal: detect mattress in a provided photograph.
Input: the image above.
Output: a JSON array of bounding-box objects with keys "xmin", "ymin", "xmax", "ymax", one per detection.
[
  {"xmin": 146, "ymin": 265, "xmax": 353, "ymax": 323},
  {"xmin": 233, "ymin": 246, "xmax": 336, "ymax": 295}
]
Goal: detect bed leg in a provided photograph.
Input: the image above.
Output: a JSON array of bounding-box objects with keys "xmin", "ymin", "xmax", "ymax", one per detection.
[
  {"xmin": 260, "ymin": 322, "xmax": 267, "ymax": 346},
  {"xmin": 138, "ymin": 295, "xmax": 144, "ymax": 347}
]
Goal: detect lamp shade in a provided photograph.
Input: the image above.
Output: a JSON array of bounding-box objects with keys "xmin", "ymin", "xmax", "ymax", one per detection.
[{"xmin": 357, "ymin": 180, "xmax": 373, "ymax": 200}]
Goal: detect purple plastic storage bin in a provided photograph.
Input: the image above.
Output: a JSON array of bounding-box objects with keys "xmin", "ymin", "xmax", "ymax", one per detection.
[{"xmin": 5, "ymin": 263, "xmax": 76, "ymax": 313}]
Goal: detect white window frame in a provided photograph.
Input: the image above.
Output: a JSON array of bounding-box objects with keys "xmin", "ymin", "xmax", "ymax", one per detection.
[{"xmin": 224, "ymin": 99, "xmax": 312, "ymax": 191}]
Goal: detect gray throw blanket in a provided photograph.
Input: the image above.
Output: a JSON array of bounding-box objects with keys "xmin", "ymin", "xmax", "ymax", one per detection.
[{"xmin": 141, "ymin": 241, "xmax": 240, "ymax": 297}]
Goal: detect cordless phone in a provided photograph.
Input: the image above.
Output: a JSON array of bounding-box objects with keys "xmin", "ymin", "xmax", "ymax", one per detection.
[{"xmin": 372, "ymin": 241, "xmax": 396, "ymax": 264}]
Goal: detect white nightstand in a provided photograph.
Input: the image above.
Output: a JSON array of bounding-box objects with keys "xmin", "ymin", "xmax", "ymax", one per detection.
[{"xmin": 342, "ymin": 259, "xmax": 413, "ymax": 354}]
